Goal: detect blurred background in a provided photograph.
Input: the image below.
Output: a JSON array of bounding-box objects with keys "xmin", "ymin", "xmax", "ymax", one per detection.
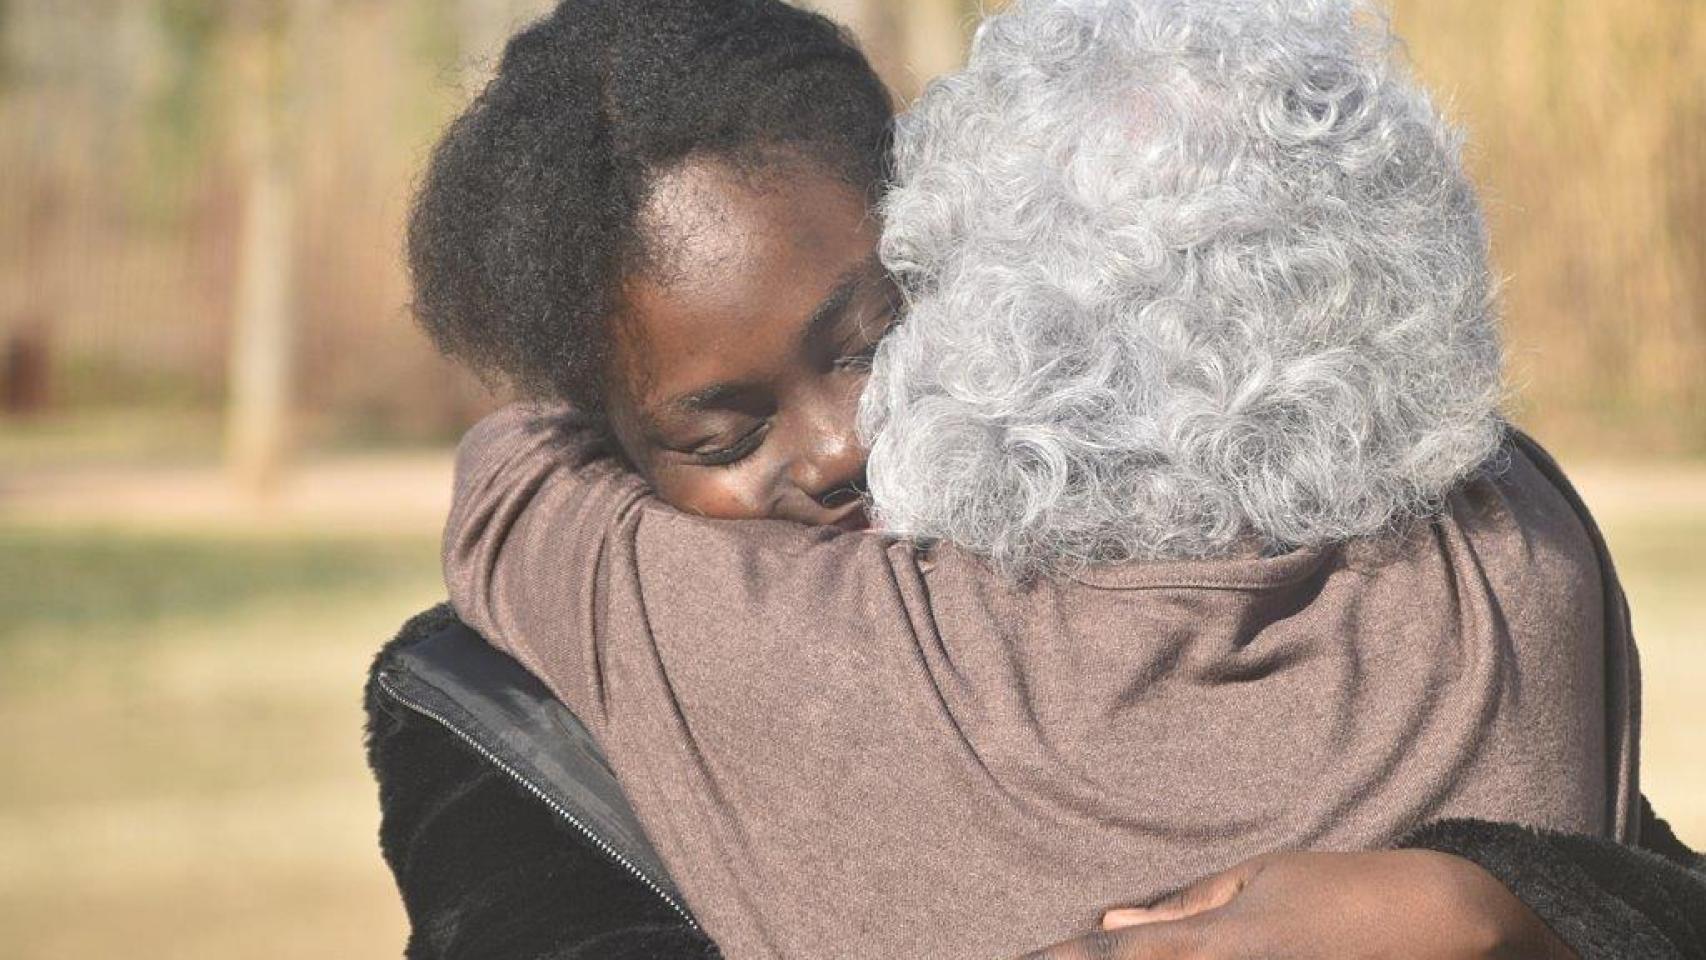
[{"xmin": 0, "ymin": 0, "xmax": 1700, "ymax": 956}]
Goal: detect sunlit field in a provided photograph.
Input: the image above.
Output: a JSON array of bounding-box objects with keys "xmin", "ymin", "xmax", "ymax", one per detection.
[
  {"xmin": 1570, "ymin": 465, "xmax": 1706, "ymax": 843},
  {"xmin": 0, "ymin": 526, "xmax": 435, "ymax": 960},
  {"xmin": 0, "ymin": 446, "xmax": 1699, "ymax": 960}
]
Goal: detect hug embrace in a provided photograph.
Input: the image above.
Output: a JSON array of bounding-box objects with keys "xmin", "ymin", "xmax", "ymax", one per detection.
[{"xmin": 365, "ymin": 0, "xmax": 1706, "ymax": 957}]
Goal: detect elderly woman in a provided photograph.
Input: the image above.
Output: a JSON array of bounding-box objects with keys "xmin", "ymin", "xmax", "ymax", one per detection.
[{"xmin": 366, "ymin": 0, "xmax": 1706, "ymax": 957}]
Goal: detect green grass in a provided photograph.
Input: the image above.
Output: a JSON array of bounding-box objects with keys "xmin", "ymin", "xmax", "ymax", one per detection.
[
  {"xmin": 0, "ymin": 528, "xmax": 439, "ymax": 647},
  {"xmin": 0, "ymin": 525, "xmax": 439, "ymax": 960},
  {"xmin": 0, "ymin": 411, "xmax": 224, "ymax": 471}
]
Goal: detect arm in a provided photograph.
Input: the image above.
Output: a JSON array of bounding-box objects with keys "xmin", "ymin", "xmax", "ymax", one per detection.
[
  {"xmin": 442, "ymin": 403, "xmax": 910, "ymax": 739},
  {"xmin": 440, "ymin": 405, "xmax": 672, "ymax": 736},
  {"xmin": 1020, "ymin": 804, "xmax": 1704, "ymax": 960},
  {"xmin": 1399, "ymin": 801, "xmax": 1705, "ymax": 959},
  {"xmin": 441, "ymin": 403, "xmax": 649, "ymax": 724}
]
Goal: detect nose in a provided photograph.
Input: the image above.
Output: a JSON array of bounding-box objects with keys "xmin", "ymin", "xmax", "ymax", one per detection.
[
  {"xmin": 792, "ymin": 428, "xmax": 867, "ymax": 509},
  {"xmin": 786, "ymin": 385, "xmax": 868, "ymax": 509}
]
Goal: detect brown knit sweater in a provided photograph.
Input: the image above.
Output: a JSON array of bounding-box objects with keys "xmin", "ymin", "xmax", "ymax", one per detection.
[{"xmin": 444, "ymin": 404, "xmax": 1639, "ymax": 960}]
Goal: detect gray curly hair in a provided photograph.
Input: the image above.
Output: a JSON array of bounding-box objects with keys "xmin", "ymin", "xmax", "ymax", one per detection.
[{"xmin": 861, "ymin": 0, "xmax": 1506, "ymax": 575}]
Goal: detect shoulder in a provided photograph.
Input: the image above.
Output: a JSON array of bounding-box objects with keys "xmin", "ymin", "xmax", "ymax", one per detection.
[
  {"xmin": 1461, "ymin": 429, "xmax": 1606, "ymax": 571},
  {"xmin": 632, "ymin": 506, "xmax": 923, "ymax": 595}
]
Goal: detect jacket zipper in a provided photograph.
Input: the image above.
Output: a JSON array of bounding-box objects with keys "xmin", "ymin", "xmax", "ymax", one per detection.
[{"xmin": 375, "ymin": 671, "xmax": 700, "ymax": 930}]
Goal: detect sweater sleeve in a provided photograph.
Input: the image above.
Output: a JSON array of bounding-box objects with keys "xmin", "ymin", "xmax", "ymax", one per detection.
[
  {"xmin": 441, "ymin": 403, "xmax": 907, "ymax": 737},
  {"xmin": 1401, "ymin": 799, "xmax": 1706, "ymax": 960},
  {"xmin": 441, "ymin": 404, "xmax": 650, "ymax": 721}
]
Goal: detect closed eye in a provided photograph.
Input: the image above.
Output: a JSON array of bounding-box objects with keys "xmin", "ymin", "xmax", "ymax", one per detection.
[{"xmin": 690, "ymin": 420, "xmax": 770, "ymax": 468}]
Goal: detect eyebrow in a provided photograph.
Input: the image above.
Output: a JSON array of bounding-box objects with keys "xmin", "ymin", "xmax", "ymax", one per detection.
[
  {"xmin": 667, "ymin": 253, "xmax": 885, "ymax": 416},
  {"xmin": 802, "ymin": 252, "xmax": 884, "ymax": 339}
]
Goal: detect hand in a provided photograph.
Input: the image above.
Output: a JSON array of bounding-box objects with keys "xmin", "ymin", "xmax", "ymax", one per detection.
[{"xmin": 1018, "ymin": 850, "xmax": 1578, "ymax": 960}]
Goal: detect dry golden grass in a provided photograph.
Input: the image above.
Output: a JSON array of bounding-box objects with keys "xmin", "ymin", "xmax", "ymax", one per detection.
[
  {"xmin": 1387, "ymin": 0, "xmax": 1706, "ymax": 456},
  {"xmin": 1569, "ymin": 462, "xmax": 1706, "ymax": 843}
]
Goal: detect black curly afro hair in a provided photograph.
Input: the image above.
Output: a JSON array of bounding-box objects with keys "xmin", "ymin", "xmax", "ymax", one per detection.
[{"xmin": 408, "ymin": 0, "xmax": 894, "ymax": 411}]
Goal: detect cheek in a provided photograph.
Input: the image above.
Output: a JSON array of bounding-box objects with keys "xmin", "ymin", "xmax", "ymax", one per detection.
[{"xmin": 651, "ymin": 468, "xmax": 774, "ymax": 520}]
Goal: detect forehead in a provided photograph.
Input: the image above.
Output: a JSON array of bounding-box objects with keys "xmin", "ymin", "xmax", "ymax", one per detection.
[{"xmin": 615, "ymin": 158, "xmax": 879, "ymax": 402}]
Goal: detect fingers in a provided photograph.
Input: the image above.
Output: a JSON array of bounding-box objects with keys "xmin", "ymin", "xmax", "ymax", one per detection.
[
  {"xmin": 1018, "ymin": 919, "xmax": 1206, "ymax": 960},
  {"xmin": 1102, "ymin": 858, "xmax": 1262, "ymax": 930},
  {"xmin": 1101, "ymin": 908, "xmax": 1158, "ymax": 930}
]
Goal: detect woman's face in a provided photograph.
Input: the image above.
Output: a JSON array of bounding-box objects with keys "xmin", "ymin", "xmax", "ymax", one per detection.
[{"xmin": 603, "ymin": 157, "xmax": 896, "ymax": 529}]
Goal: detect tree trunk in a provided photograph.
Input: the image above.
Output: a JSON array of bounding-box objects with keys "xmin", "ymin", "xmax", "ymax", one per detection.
[{"xmin": 224, "ymin": 0, "xmax": 320, "ymax": 494}]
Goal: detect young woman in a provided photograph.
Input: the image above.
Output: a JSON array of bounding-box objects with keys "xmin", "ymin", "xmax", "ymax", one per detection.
[
  {"xmin": 408, "ymin": 0, "xmax": 892, "ymax": 530},
  {"xmin": 368, "ymin": 1, "xmax": 1706, "ymax": 957}
]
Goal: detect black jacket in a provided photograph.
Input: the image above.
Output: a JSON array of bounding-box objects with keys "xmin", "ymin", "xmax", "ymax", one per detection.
[{"xmin": 365, "ymin": 606, "xmax": 1706, "ymax": 960}]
